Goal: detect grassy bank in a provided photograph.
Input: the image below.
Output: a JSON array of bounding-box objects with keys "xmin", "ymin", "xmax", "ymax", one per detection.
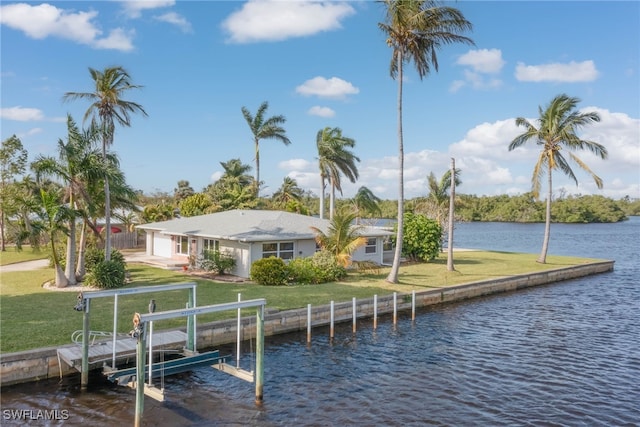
[{"xmin": 0, "ymin": 251, "xmax": 601, "ymax": 353}]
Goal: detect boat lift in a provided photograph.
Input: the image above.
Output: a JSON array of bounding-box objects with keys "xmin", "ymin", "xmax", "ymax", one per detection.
[
  {"xmin": 130, "ymin": 298, "xmax": 267, "ymax": 427},
  {"xmin": 69, "ymin": 282, "xmax": 197, "ymax": 388}
]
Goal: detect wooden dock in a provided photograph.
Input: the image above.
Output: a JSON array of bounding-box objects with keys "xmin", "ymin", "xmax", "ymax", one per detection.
[{"xmin": 57, "ymin": 330, "xmax": 188, "ymax": 372}]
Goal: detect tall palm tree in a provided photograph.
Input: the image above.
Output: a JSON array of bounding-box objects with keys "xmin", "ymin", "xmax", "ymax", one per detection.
[
  {"xmin": 32, "ymin": 116, "xmax": 104, "ymax": 285},
  {"xmin": 241, "ymin": 101, "xmax": 291, "ymax": 197},
  {"xmin": 351, "ymin": 186, "xmax": 382, "ymax": 224},
  {"xmin": 509, "ymin": 93, "xmax": 607, "ymax": 263},
  {"xmin": 423, "ymin": 168, "xmax": 461, "ymax": 228},
  {"xmin": 64, "ymin": 66, "xmax": 147, "ymax": 261},
  {"xmin": 379, "ymin": 0, "xmax": 473, "ymax": 283},
  {"xmin": 316, "ymin": 127, "xmax": 360, "ymax": 220},
  {"xmin": 310, "ymin": 208, "xmax": 367, "ymax": 268}
]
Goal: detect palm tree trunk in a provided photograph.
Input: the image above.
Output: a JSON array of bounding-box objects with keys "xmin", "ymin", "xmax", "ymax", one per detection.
[
  {"xmin": 255, "ymin": 139, "xmax": 260, "ymax": 197},
  {"xmin": 75, "ymin": 220, "xmax": 87, "ymax": 280},
  {"xmin": 65, "ymin": 214, "xmax": 77, "ymax": 285},
  {"xmin": 538, "ymin": 170, "xmax": 552, "ymax": 263},
  {"xmin": 447, "ymin": 158, "xmax": 455, "ymax": 271},
  {"xmin": 387, "ymin": 52, "xmax": 404, "ymax": 284},
  {"xmin": 319, "ymin": 173, "xmax": 325, "ymax": 219},
  {"xmin": 51, "ymin": 237, "xmax": 68, "ymax": 288},
  {"xmin": 329, "ymin": 177, "xmax": 336, "ymax": 220}
]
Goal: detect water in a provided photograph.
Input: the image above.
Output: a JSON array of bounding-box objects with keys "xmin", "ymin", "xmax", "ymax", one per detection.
[{"xmin": 2, "ymin": 218, "xmax": 639, "ymax": 426}]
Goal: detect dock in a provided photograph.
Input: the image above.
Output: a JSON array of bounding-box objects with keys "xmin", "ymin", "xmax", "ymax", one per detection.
[{"xmin": 57, "ymin": 330, "xmax": 188, "ymax": 372}]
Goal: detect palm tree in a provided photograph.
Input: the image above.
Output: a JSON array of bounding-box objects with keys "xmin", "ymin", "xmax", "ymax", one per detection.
[
  {"xmin": 241, "ymin": 101, "xmax": 291, "ymax": 197},
  {"xmin": 351, "ymin": 186, "xmax": 382, "ymax": 224},
  {"xmin": 422, "ymin": 168, "xmax": 461, "ymax": 228},
  {"xmin": 310, "ymin": 208, "xmax": 367, "ymax": 268},
  {"xmin": 316, "ymin": 127, "xmax": 360, "ymax": 220},
  {"xmin": 32, "ymin": 116, "xmax": 104, "ymax": 284},
  {"xmin": 379, "ymin": 0, "xmax": 473, "ymax": 283},
  {"xmin": 64, "ymin": 66, "xmax": 147, "ymax": 261},
  {"xmin": 509, "ymin": 93, "xmax": 607, "ymax": 263},
  {"xmin": 272, "ymin": 176, "xmax": 304, "ymax": 206}
]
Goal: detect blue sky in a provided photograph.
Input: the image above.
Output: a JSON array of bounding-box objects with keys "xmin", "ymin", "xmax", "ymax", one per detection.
[{"xmin": 2, "ymin": 1, "xmax": 639, "ymax": 201}]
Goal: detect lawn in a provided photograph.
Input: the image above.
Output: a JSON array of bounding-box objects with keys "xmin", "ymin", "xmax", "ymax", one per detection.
[
  {"xmin": 0, "ymin": 246, "xmax": 49, "ymax": 266},
  {"xmin": 0, "ymin": 250, "xmax": 602, "ymax": 353}
]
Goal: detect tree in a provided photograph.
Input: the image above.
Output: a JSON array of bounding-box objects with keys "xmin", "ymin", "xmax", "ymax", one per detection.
[
  {"xmin": 179, "ymin": 193, "xmax": 213, "ymax": 217},
  {"xmin": 310, "ymin": 208, "xmax": 367, "ymax": 268},
  {"xmin": 0, "ymin": 135, "xmax": 28, "ymax": 251},
  {"xmin": 421, "ymin": 168, "xmax": 462, "ymax": 228},
  {"xmin": 316, "ymin": 127, "xmax": 360, "ymax": 220},
  {"xmin": 509, "ymin": 93, "xmax": 607, "ymax": 263},
  {"xmin": 241, "ymin": 101, "xmax": 291, "ymax": 196},
  {"xmin": 31, "ymin": 116, "xmax": 105, "ymax": 284},
  {"xmin": 379, "ymin": 0, "xmax": 473, "ymax": 283},
  {"xmin": 351, "ymin": 186, "xmax": 382, "ymax": 224},
  {"xmin": 400, "ymin": 212, "xmax": 442, "ymax": 262},
  {"xmin": 272, "ymin": 176, "xmax": 304, "ymax": 207},
  {"xmin": 174, "ymin": 180, "xmax": 194, "ymax": 202},
  {"xmin": 64, "ymin": 66, "xmax": 147, "ymax": 261}
]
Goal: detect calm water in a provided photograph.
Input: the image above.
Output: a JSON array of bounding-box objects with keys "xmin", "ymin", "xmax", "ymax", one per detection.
[{"xmin": 2, "ymin": 218, "xmax": 639, "ymax": 426}]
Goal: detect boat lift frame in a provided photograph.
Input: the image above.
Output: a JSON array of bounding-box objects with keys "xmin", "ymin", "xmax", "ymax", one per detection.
[
  {"xmin": 132, "ymin": 298, "xmax": 266, "ymax": 427},
  {"xmin": 74, "ymin": 282, "xmax": 197, "ymax": 388}
]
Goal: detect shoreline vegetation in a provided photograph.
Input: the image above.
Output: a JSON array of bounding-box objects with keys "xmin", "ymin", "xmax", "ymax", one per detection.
[{"xmin": 0, "ymin": 248, "xmax": 606, "ymax": 355}]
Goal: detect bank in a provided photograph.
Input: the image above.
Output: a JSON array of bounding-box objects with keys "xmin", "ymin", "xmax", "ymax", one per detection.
[{"xmin": 0, "ymin": 260, "xmax": 614, "ymax": 387}]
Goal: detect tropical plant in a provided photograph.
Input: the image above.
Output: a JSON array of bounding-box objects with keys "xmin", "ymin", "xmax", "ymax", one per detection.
[
  {"xmin": 310, "ymin": 208, "xmax": 367, "ymax": 268},
  {"xmin": 272, "ymin": 176, "xmax": 304, "ymax": 207},
  {"xmin": 379, "ymin": 0, "xmax": 473, "ymax": 283},
  {"xmin": 179, "ymin": 193, "xmax": 213, "ymax": 217},
  {"xmin": 398, "ymin": 212, "xmax": 442, "ymax": 262},
  {"xmin": 0, "ymin": 135, "xmax": 28, "ymax": 251},
  {"xmin": 250, "ymin": 257, "xmax": 289, "ymax": 286},
  {"xmin": 316, "ymin": 127, "xmax": 360, "ymax": 220},
  {"xmin": 509, "ymin": 93, "xmax": 607, "ymax": 263},
  {"xmin": 351, "ymin": 186, "xmax": 382, "ymax": 224},
  {"xmin": 174, "ymin": 180, "xmax": 195, "ymax": 202},
  {"xmin": 241, "ymin": 101, "xmax": 291, "ymax": 196},
  {"xmin": 64, "ymin": 66, "xmax": 147, "ymax": 261}
]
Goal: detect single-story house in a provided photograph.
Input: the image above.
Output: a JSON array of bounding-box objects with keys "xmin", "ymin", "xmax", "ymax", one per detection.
[{"xmin": 136, "ymin": 209, "xmax": 394, "ymax": 278}]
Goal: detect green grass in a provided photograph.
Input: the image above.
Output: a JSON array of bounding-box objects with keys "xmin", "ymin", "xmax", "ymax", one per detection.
[
  {"xmin": 0, "ymin": 247, "xmax": 49, "ymax": 266},
  {"xmin": 0, "ymin": 251, "xmax": 604, "ymax": 353}
]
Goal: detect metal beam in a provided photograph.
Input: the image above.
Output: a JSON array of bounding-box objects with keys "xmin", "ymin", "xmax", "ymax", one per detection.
[
  {"xmin": 81, "ymin": 282, "xmax": 197, "ymax": 300},
  {"xmin": 138, "ymin": 299, "xmax": 266, "ymax": 324}
]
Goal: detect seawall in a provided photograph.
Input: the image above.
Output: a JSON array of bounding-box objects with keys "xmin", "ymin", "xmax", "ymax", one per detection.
[{"xmin": 0, "ymin": 260, "xmax": 614, "ymax": 387}]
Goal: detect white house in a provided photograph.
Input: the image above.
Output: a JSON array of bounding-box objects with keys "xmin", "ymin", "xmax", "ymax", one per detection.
[{"xmin": 136, "ymin": 209, "xmax": 394, "ymax": 278}]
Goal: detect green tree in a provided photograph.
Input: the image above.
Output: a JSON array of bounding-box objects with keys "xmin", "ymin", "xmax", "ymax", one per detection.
[
  {"xmin": 32, "ymin": 116, "xmax": 105, "ymax": 284},
  {"xmin": 64, "ymin": 66, "xmax": 147, "ymax": 261},
  {"xmin": 509, "ymin": 94, "xmax": 607, "ymax": 263},
  {"xmin": 174, "ymin": 180, "xmax": 194, "ymax": 202},
  {"xmin": 241, "ymin": 101, "xmax": 291, "ymax": 196},
  {"xmin": 316, "ymin": 127, "xmax": 360, "ymax": 220},
  {"xmin": 272, "ymin": 176, "xmax": 304, "ymax": 207},
  {"xmin": 420, "ymin": 168, "xmax": 462, "ymax": 228},
  {"xmin": 400, "ymin": 212, "xmax": 442, "ymax": 262},
  {"xmin": 0, "ymin": 135, "xmax": 28, "ymax": 251},
  {"xmin": 179, "ymin": 193, "xmax": 213, "ymax": 217},
  {"xmin": 379, "ymin": 0, "xmax": 473, "ymax": 283},
  {"xmin": 351, "ymin": 186, "xmax": 382, "ymax": 224},
  {"xmin": 310, "ymin": 208, "xmax": 367, "ymax": 268}
]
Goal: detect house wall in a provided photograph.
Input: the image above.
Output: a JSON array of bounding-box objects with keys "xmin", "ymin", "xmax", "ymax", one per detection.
[
  {"xmin": 352, "ymin": 236, "xmax": 384, "ymax": 264},
  {"xmin": 220, "ymin": 240, "xmax": 251, "ymax": 278},
  {"xmin": 152, "ymin": 233, "xmax": 172, "ymax": 258}
]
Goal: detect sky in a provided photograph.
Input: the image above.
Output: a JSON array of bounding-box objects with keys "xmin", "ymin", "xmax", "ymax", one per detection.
[{"xmin": 1, "ymin": 0, "xmax": 639, "ymax": 202}]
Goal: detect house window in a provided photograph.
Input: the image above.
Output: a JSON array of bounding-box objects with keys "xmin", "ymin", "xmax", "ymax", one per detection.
[
  {"xmin": 262, "ymin": 242, "xmax": 294, "ymax": 260},
  {"xmin": 365, "ymin": 237, "xmax": 377, "ymax": 254},
  {"xmin": 202, "ymin": 238, "xmax": 219, "ymax": 260},
  {"xmin": 176, "ymin": 236, "xmax": 189, "ymax": 255}
]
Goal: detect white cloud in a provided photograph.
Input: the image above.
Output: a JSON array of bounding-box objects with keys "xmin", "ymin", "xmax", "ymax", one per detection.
[
  {"xmin": 449, "ymin": 80, "xmax": 466, "ymax": 93},
  {"xmin": 0, "ymin": 3, "xmax": 135, "ymax": 51},
  {"xmin": 154, "ymin": 12, "xmax": 192, "ymax": 33},
  {"xmin": 279, "ymin": 158, "xmax": 313, "ymax": 171},
  {"xmin": 1, "ymin": 106, "xmax": 44, "ymax": 121},
  {"xmin": 296, "ymin": 76, "xmax": 359, "ymax": 99},
  {"xmin": 120, "ymin": 0, "xmax": 175, "ymax": 19},
  {"xmin": 515, "ymin": 60, "xmax": 599, "ymax": 82},
  {"xmin": 308, "ymin": 106, "xmax": 336, "ymax": 118},
  {"xmin": 222, "ymin": 0, "xmax": 355, "ymax": 43},
  {"xmin": 457, "ymin": 48, "xmax": 505, "ymax": 73}
]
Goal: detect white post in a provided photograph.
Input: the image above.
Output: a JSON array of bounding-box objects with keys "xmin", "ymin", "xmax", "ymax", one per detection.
[
  {"xmin": 373, "ymin": 294, "xmax": 378, "ymax": 330},
  {"xmin": 237, "ymin": 293, "xmax": 241, "ymax": 367},
  {"xmin": 393, "ymin": 292, "xmax": 397, "ymax": 325},
  {"xmin": 330, "ymin": 301, "xmax": 334, "ymax": 339},
  {"xmin": 352, "ymin": 297, "xmax": 357, "ymax": 333},
  {"xmin": 412, "ymin": 290, "xmax": 416, "ymax": 321},
  {"xmin": 307, "ymin": 304, "xmax": 311, "ymax": 343},
  {"xmin": 112, "ymin": 294, "xmax": 118, "ymax": 369},
  {"xmin": 148, "ymin": 321, "xmax": 154, "ymax": 386}
]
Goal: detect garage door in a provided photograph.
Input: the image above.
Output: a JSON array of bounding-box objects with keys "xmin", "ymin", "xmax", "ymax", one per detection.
[{"xmin": 153, "ymin": 233, "xmax": 172, "ymax": 258}]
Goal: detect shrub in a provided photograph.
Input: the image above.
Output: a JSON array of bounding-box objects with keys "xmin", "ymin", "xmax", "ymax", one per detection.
[
  {"xmin": 287, "ymin": 257, "xmax": 318, "ymax": 285},
  {"xmin": 85, "ymin": 248, "xmax": 126, "ymax": 272},
  {"xmin": 198, "ymin": 250, "xmax": 236, "ymax": 275},
  {"xmin": 311, "ymin": 250, "xmax": 346, "ymax": 282},
  {"xmin": 401, "ymin": 212, "xmax": 442, "ymax": 262},
  {"xmin": 84, "ymin": 260, "xmax": 126, "ymax": 289},
  {"xmin": 250, "ymin": 257, "xmax": 288, "ymax": 286}
]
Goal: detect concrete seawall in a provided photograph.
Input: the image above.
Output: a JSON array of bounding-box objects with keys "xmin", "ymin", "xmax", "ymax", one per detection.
[{"xmin": 0, "ymin": 260, "xmax": 614, "ymax": 387}]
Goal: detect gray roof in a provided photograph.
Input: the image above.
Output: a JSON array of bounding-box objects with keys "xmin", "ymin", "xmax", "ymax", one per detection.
[{"xmin": 137, "ymin": 209, "xmax": 392, "ymax": 242}]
